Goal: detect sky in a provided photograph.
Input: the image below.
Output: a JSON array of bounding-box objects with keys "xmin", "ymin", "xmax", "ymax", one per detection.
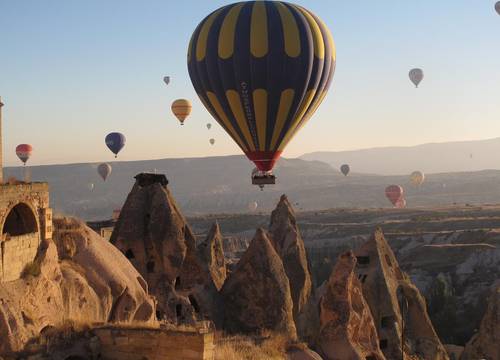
[{"xmin": 1, "ymin": 0, "xmax": 499, "ymax": 166}]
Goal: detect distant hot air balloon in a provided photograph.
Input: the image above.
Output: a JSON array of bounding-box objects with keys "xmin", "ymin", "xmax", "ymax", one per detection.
[
  {"xmin": 496, "ymin": 1, "xmax": 500, "ymax": 15},
  {"xmin": 171, "ymin": 99, "xmax": 192, "ymax": 125},
  {"xmin": 187, "ymin": 1, "xmax": 335, "ymax": 187},
  {"xmin": 98, "ymin": 163, "xmax": 112, "ymax": 181},
  {"xmin": 395, "ymin": 198, "xmax": 407, "ymax": 209},
  {"xmin": 209, "ymin": 138, "xmax": 215, "ymax": 145},
  {"xmin": 248, "ymin": 201, "xmax": 258, "ymax": 212},
  {"xmin": 340, "ymin": 164, "xmax": 350, "ymax": 176},
  {"xmin": 88, "ymin": 183, "xmax": 95, "ymax": 191},
  {"xmin": 409, "ymin": 68, "xmax": 424, "ymax": 87},
  {"xmin": 385, "ymin": 185, "xmax": 404, "ymax": 206},
  {"xmin": 206, "ymin": 123, "xmax": 212, "ymax": 130},
  {"xmin": 163, "ymin": 76, "xmax": 170, "ymax": 85},
  {"xmin": 410, "ymin": 171, "xmax": 425, "ymax": 186},
  {"xmin": 16, "ymin": 144, "xmax": 33, "ymax": 165},
  {"xmin": 105, "ymin": 132, "xmax": 126, "ymax": 158}
]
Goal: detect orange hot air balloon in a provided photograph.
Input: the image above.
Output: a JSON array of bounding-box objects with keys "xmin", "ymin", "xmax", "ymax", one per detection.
[
  {"xmin": 385, "ymin": 185, "xmax": 404, "ymax": 206},
  {"xmin": 187, "ymin": 1, "xmax": 335, "ymax": 186},
  {"xmin": 171, "ymin": 99, "xmax": 192, "ymax": 125},
  {"xmin": 16, "ymin": 144, "xmax": 33, "ymax": 165}
]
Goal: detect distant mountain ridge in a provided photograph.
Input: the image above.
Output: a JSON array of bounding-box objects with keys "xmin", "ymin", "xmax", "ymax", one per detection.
[{"xmin": 301, "ymin": 137, "xmax": 500, "ymax": 175}]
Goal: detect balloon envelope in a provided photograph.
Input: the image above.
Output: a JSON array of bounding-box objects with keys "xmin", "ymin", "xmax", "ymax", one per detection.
[
  {"xmin": 496, "ymin": 1, "xmax": 500, "ymax": 15},
  {"xmin": 409, "ymin": 68, "xmax": 424, "ymax": 87},
  {"xmin": 209, "ymin": 138, "xmax": 215, "ymax": 145},
  {"xmin": 206, "ymin": 123, "xmax": 212, "ymax": 130},
  {"xmin": 410, "ymin": 171, "xmax": 425, "ymax": 186},
  {"xmin": 163, "ymin": 76, "xmax": 170, "ymax": 85},
  {"xmin": 88, "ymin": 183, "xmax": 95, "ymax": 191},
  {"xmin": 340, "ymin": 164, "xmax": 350, "ymax": 176},
  {"xmin": 98, "ymin": 163, "xmax": 112, "ymax": 181},
  {"xmin": 105, "ymin": 132, "xmax": 126, "ymax": 157},
  {"xmin": 187, "ymin": 1, "xmax": 335, "ymax": 173},
  {"xmin": 248, "ymin": 201, "xmax": 258, "ymax": 211},
  {"xmin": 395, "ymin": 198, "xmax": 407, "ymax": 209},
  {"xmin": 16, "ymin": 144, "xmax": 33, "ymax": 164},
  {"xmin": 385, "ymin": 185, "xmax": 404, "ymax": 206},
  {"xmin": 171, "ymin": 99, "xmax": 192, "ymax": 124}
]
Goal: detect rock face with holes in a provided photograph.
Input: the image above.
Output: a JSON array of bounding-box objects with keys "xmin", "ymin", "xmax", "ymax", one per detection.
[
  {"xmin": 0, "ymin": 182, "xmax": 52, "ymax": 283},
  {"xmin": 221, "ymin": 228, "xmax": 297, "ymax": 339},
  {"xmin": 0, "ymin": 216, "xmax": 155, "ymax": 354},
  {"xmin": 318, "ymin": 251, "xmax": 386, "ymax": 360},
  {"xmin": 354, "ymin": 228, "xmax": 449, "ymax": 360},
  {"xmin": 269, "ymin": 195, "xmax": 313, "ymax": 338},
  {"xmin": 110, "ymin": 173, "xmax": 218, "ymax": 324},
  {"xmin": 461, "ymin": 283, "xmax": 500, "ymax": 360}
]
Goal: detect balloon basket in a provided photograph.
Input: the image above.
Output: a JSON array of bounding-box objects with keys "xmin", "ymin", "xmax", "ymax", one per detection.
[{"xmin": 252, "ymin": 174, "xmax": 276, "ymax": 186}]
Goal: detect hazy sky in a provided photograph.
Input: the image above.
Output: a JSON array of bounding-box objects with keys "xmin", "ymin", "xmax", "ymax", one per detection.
[{"xmin": 1, "ymin": 0, "xmax": 500, "ymax": 166}]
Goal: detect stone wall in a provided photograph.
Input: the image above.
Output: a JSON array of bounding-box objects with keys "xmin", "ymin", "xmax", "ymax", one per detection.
[
  {"xmin": 1, "ymin": 232, "xmax": 40, "ymax": 281},
  {"xmin": 94, "ymin": 327, "xmax": 215, "ymax": 360},
  {"xmin": 0, "ymin": 182, "xmax": 51, "ymax": 283}
]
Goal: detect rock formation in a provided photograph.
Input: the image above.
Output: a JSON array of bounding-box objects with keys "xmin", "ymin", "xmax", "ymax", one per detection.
[
  {"xmin": 0, "ymin": 216, "xmax": 155, "ymax": 354},
  {"xmin": 196, "ymin": 222, "xmax": 226, "ymax": 291},
  {"xmin": 354, "ymin": 228, "xmax": 449, "ymax": 360},
  {"xmin": 221, "ymin": 228, "xmax": 297, "ymax": 339},
  {"xmin": 461, "ymin": 283, "xmax": 499, "ymax": 360},
  {"xmin": 269, "ymin": 195, "xmax": 314, "ymax": 339},
  {"xmin": 318, "ymin": 251, "xmax": 386, "ymax": 360},
  {"xmin": 110, "ymin": 173, "xmax": 219, "ymax": 324}
]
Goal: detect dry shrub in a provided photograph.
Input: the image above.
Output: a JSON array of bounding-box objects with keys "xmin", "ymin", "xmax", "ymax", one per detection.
[{"xmin": 215, "ymin": 332, "xmax": 288, "ymax": 360}]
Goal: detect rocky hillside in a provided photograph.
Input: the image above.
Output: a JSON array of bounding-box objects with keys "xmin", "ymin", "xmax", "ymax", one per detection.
[{"xmin": 0, "ymin": 217, "xmax": 155, "ymax": 354}]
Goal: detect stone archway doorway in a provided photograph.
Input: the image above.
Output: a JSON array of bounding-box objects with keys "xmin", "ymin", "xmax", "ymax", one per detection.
[{"xmin": 2, "ymin": 203, "xmax": 38, "ymax": 236}]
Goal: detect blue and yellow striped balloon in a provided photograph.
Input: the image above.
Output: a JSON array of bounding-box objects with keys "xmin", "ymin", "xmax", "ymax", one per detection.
[{"xmin": 187, "ymin": 1, "xmax": 335, "ymax": 172}]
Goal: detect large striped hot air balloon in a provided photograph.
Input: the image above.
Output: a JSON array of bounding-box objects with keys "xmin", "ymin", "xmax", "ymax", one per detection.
[
  {"xmin": 16, "ymin": 144, "xmax": 33, "ymax": 165},
  {"xmin": 187, "ymin": 1, "xmax": 335, "ymax": 186}
]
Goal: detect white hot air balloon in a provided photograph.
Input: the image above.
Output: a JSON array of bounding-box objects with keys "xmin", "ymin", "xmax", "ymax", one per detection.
[
  {"xmin": 248, "ymin": 201, "xmax": 258, "ymax": 212},
  {"xmin": 88, "ymin": 183, "xmax": 95, "ymax": 191},
  {"xmin": 163, "ymin": 76, "xmax": 170, "ymax": 85},
  {"xmin": 409, "ymin": 68, "xmax": 424, "ymax": 87}
]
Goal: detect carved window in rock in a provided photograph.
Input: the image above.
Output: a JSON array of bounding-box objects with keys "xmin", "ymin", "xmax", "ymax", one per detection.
[
  {"xmin": 175, "ymin": 276, "xmax": 181, "ymax": 290},
  {"xmin": 146, "ymin": 260, "xmax": 155, "ymax": 273},
  {"xmin": 356, "ymin": 256, "xmax": 370, "ymax": 266},
  {"xmin": 379, "ymin": 339, "xmax": 388, "ymax": 349},
  {"xmin": 2, "ymin": 203, "xmax": 38, "ymax": 236},
  {"xmin": 385, "ymin": 254, "xmax": 392, "ymax": 267},
  {"xmin": 176, "ymin": 304, "xmax": 182, "ymax": 319},
  {"xmin": 381, "ymin": 316, "xmax": 394, "ymax": 328}
]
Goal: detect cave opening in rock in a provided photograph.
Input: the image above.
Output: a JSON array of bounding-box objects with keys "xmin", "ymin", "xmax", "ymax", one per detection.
[
  {"xmin": 125, "ymin": 249, "xmax": 135, "ymax": 259},
  {"xmin": 381, "ymin": 315, "xmax": 394, "ymax": 328},
  {"xmin": 176, "ymin": 304, "xmax": 182, "ymax": 319},
  {"xmin": 2, "ymin": 203, "xmax": 38, "ymax": 236},
  {"xmin": 175, "ymin": 276, "xmax": 181, "ymax": 290},
  {"xmin": 188, "ymin": 295, "xmax": 200, "ymax": 313}
]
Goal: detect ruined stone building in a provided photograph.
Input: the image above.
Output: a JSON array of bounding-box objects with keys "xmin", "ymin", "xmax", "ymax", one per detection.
[{"xmin": 0, "ymin": 98, "xmax": 53, "ymax": 283}]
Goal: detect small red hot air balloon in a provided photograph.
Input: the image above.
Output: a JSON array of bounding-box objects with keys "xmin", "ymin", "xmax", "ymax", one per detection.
[
  {"xmin": 16, "ymin": 144, "xmax": 33, "ymax": 165},
  {"xmin": 385, "ymin": 185, "xmax": 404, "ymax": 206}
]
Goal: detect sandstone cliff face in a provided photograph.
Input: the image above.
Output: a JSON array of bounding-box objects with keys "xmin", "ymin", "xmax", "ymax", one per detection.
[
  {"xmin": 0, "ymin": 217, "xmax": 155, "ymax": 354},
  {"xmin": 269, "ymin": 195, "xmax": 313, "ymax": 338},
  {"xmin": 461, "ymin": 283, "xmax": 499, "ymax": 360},
  {"xmin": 221, "ymin": 228, "xmax": 297, "ymax": 339},
  {"xmin": 197, "ymin": 222, "xmax": 226, "ymax": 291},
  {"xmin": 354, "ymin": 228, "xmax": 449, "ymax": 360},
  {"xmin": 110, "ymin": 173, "xmax": 219, "ymax": 324},
  {"xmin": 318, "ymin": 251, "xmax": 386, "ymax": 360}
]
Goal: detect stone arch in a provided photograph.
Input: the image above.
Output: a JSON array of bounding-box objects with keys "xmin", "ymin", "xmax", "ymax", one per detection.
[{"xmin": 2, "ymin": 202, "xmax": 39, "ymax": 236}]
